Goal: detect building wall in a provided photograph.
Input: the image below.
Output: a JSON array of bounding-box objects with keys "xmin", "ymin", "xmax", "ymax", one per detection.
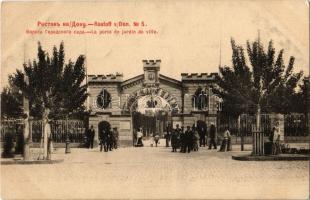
[{"xmin": 87, "ymin": 62, "xmax": 220, "ymax": 147}]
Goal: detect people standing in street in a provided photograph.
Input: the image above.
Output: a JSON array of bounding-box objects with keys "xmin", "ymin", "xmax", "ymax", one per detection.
[
  {"xmin": 171, "ymin": 129, "xmax": 179, "ymax": 152},
  {"xmin": 192, "ymin": 125, "xmax": 199, "ymax": 151},
  {"xmin": 84, "ymin": 128, "xmax": 90, "ymax": 148},
  {"xmin": 199, "ymin": 126, "xmax": 207, "ymax": 147},
  {"xmin": 88, "ymin": 125, "xmax": 95, "ymax": 149},
  {"xmin": 150, "ymin": 133, "xmax": 154, "ymax": 147},
  {"xmin": 226, "ymin": 128, "xmax": 232, "ymax": 151},
  {"xmin": 112, "ymin": 127, "xmax": 119, "ymax": 149},
  {"xmin": 179, "ymin": 127, "xmax": 186, "ymax": 153},
  {"xmin": 107, "ymin": 128, "xmax": 114, "ymax": 151},
  {"xmin": 185, "ymin": 126, "xmax": 193, "ymax": 153},
  {"xmin": 272, "ymin": 123, "xmax": 281, "ymax": 155},
  {"xmin": 99, "ymin": 129, "xmax": 107, "ymax": 152},
  {"xmin": 136, "ymin": 128, "xmax": 144, "ymax": 147},
  {"xmin": 208, "ymin": 123, "xmax": 217, "ymax": 150},
  {"xmin": 219, "ymin": 127, "xmax": 230, "ymax": 152},
  {"xmin": 164, "ymin": 124, "xmax": 172, "ymax": 147}
]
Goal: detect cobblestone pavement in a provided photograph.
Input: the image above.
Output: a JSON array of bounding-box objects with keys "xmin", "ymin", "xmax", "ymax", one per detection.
[{"xmin": 1, "ymin": 145, "xmax": 309, "ymax": 199}]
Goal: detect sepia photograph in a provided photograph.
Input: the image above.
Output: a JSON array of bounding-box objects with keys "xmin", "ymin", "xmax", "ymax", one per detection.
[{"xmin": 1, "ymin": 0, "xmax": 309, "ymax": 199}]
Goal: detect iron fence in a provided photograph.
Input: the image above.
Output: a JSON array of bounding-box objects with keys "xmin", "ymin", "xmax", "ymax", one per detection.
[
  {"xmin": 1, "ymin": 119, "xmax": 86, "ymax": 144},
  {"xmin": 217, "ymin": 113, "xmax": 308, "ymax": 137},
  {"xmin": 284, "ymin": 114, "xmax": 308, "ymax": 136}
]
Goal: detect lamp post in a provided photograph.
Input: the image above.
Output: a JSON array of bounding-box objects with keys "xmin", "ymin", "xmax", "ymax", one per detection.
[{"xmin": 65, "ymin": 113, "xmax": 71, "ymax": 154}]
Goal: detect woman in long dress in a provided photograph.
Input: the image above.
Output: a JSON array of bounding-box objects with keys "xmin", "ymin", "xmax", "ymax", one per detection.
[
  {"xmin": 219, "ymin": 128, "xmax": 230, "ymax": 152},
  {"xmin": 136, "ymin": 128, "xmax": 144, "ymax": 147}
]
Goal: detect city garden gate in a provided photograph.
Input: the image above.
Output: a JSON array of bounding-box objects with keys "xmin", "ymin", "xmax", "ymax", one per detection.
[{"xmin": 126, "ymin": 87, "xmax": 179, "ymax": 139}]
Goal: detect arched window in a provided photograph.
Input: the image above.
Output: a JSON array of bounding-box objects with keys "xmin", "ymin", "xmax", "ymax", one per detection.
[
  {"xmin": 96, "ymin": 89, "xmax": 111, "ymax": 109},
  {"xmin": 192, "ymin": 87, "xmax": 208, "ymax": 110}
]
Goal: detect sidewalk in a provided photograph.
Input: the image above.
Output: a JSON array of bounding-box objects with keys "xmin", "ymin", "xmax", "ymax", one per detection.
[{"xmin": 141, "ymin": 138, "xmax": 309, "ymax": 150}]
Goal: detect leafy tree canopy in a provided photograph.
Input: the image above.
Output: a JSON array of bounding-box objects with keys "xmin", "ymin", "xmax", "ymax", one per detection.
[
  {"xmin": 215, "ymin": 38, "xmax": 303, "ymax": 116},
  {"xmin": 7, "ymin": 41, "xmax": 88, "ymax": 119}
]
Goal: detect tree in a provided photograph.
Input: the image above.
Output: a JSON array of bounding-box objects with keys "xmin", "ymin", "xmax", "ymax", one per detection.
[
  {"xmin": 10, "ymin": 42, "xmax": 88, "ymax": 119},
  {"xmin": 1, "ymin": 78, "xmax": 23, "ymax": 119},
  {"xmin": 293, "ymin": 76, "xmax": 309, "ymax": 114},
  {"xmin": 216, "ymin": 38, "xmax": 303, "ymax": 116}
]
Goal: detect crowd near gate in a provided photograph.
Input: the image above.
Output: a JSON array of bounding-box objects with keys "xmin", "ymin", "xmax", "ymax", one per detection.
[{"xmin": 1, "ymin": 119, "xmax": 86, "ymax": 146}]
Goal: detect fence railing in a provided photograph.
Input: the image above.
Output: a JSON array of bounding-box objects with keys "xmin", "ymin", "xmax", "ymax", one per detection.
[
  {"xmin": 1, "ymin": 119, "xmax": 86, "ymax": 144},
  {"xmin": 218, "ymin": 113, "xmax": 308, "ymax": 137}
]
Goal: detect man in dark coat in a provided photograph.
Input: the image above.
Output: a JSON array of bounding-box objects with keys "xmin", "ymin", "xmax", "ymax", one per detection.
[
  {"xmin": 199, "ymin": 125, "xmax": 207, "ymax": 147},
  {"xmin": 179, "ymin": 126, "xmax": 186, "ymax": 153},
  {"xmin": 171, "ymin": 124, "xmax": 181, "ymax": 152},
  {"xmin": 208, "ymin": 123, "xmax": 217, "ymax": 149},
  {"xmin": 107, "ymin": 128, "xmax": 114, "ymax": 151},
  {"xmin": 185, "ymin": 126, "xmax": 193, "ymax": 153},
  {"xmin": 88, "ymin": 125, "xmax": 95, "ymax": 149},
  {"xmin": 99, "ymin": 129, "xmax": 107, "ymax": 152},
  {"xmin": 112, "ymin": 127, "xmax": 119, "ymax": 149}
]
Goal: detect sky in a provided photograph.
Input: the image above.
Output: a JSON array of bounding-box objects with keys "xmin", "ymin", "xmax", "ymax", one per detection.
[{"xmin": 1, "ymin": 0, "xmax": 309, "ymax": 88}]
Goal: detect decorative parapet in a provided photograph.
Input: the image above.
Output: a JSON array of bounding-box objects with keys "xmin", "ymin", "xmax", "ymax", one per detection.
[
  {"xmin": 88, "ymin": 73, "xmax": 123, "ymax": 83},
  {"xmin": 143, "ymin": 59, "xmax": 161, "ymax": 69},
  {"xmin": 181, "ymin": 72, "xmax": 218, "ymax": 81}
]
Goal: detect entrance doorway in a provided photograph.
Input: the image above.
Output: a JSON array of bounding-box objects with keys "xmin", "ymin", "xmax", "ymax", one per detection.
[{"xmin": 132, "ymin": 110, "xmax": 169, "ymax": 138}]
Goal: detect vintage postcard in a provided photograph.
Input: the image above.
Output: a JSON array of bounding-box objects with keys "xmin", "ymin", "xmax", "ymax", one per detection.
[{"xmin": 1, "ymin": 0, "xmax": 309, "ymax": 199}]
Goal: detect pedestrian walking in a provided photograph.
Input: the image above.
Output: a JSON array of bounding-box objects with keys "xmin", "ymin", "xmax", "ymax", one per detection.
[{"xmin": 208, "ymin": 123, "xmax": 217, "ymax": 149}]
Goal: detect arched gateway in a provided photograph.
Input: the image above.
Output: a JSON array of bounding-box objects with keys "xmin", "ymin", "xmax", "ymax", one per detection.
[
  {"xmin": 125, "ymin": 87, "xmax": 180, "ymax": 138},
  {"xmin": 87, "ymin": 60, "xmax": 220, "ymax": 146}
]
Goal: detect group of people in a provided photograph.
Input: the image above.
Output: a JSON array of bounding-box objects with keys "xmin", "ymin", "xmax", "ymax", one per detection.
[
  {"xmin": 168, "ymin": 123, "xmax": 222, "ymax": 153},
  {"xmin": 85, "ymin": 125, "xmax": 119, "ymax": 152},
  {"xmin": 86, "ymin": 122, "xmax": 233, "ymax": 153},
  {"xmin": 99, "ymin": 127, "xmax": 119, "ymax": 152},
  {"xmin": 134, "ymin": 122, "xmax": 232, "ymax": 153}
]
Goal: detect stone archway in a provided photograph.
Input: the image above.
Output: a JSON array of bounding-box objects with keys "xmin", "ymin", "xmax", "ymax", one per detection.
[
  {"xmin": 125, "ymin": 87, "xmax": 179, "ymax": 142},
  {"xmin": 123, "ymin": 87, "xmax": 180, "ymax": 114}
]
